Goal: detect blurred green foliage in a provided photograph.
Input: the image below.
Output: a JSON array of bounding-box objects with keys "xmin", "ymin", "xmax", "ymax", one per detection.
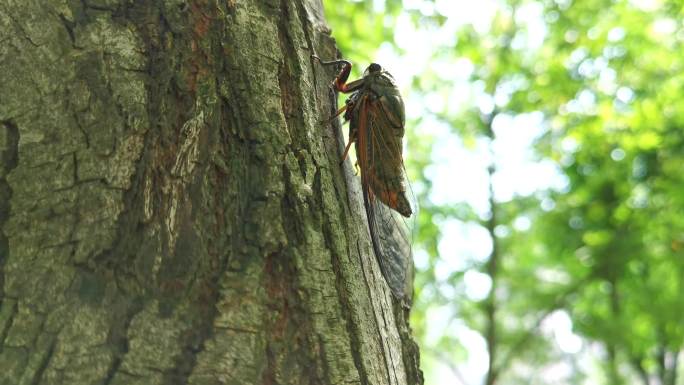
[
  {"xmin": 321, "ymin": 0, "xmax": 399, "ymax": 63},
  {"xmin": 323, "ymin": 1, "xmax": 684, "ymax": 384}
]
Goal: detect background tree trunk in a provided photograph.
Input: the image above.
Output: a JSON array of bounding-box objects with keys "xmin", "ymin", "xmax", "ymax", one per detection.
[{"xmin": 0, "ymin": 1, "xmax": 422, "ymax": 385}]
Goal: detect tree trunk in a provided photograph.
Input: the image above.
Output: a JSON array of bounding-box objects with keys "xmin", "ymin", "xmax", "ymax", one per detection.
[{"xmin": 0, "ymin": 1, "xmax": 422, "ymax": 385}]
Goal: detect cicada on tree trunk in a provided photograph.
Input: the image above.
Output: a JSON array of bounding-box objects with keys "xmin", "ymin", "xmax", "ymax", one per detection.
[{"xmin": 313, "ymin": 55, "xmax": 415, "ymax": 303}]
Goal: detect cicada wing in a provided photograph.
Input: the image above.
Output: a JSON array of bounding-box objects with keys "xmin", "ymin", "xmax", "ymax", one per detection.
[
  {"xmin": 356, "ymin": 94, "xmax": 416, "ymax": 301},
  {"xmin": 363, "ymin": 190, "xmax": 414, "ymax": 300}
]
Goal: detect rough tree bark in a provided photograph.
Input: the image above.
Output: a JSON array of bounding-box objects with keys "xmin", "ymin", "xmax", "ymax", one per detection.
[{"xmin": 0, "ymin": 1, "xmax": 422, "ymax": 385}]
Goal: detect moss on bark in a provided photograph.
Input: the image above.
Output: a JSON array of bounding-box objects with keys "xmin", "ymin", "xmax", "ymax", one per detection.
[{"xmin": 0, "ymin": 1, "xmax": 422, "ymax": 384}]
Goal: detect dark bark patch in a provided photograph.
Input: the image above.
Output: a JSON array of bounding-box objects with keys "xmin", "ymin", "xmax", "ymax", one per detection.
[
  {"xmin": 261, "ymin": 345, "xmax": 277, "ymax": 385},
  {"xmin": 163, "ymin": 320, "xmax": 213, "ymax": 385},
  {"xmin": 262, "ymin": 250, "xmax": 314, "ymax": 385},
  {"xmin": 0, "ymin": 301, "xmax": 18, "ymax": 354},
  {"xmin": 293, "ymin": 0, "xmax": 315, "ymax": 58},
  {"xmin": 0, "ymin": 120, "xmax": 19, "ymax": 309},
  {"xmin": 162, "ymin": 251, "xmax": 225, "ymax": 385},
  {"xmin": 158, "ymin": 218, "xmax": 199, "ymax": 301},
  {"xmin": 101, "ymin": 297, "xmax": 144, "ymax": 385},
  {"xmin": 277, "ymin": 0, "xmax": 306, "ymax": 152},
  {"xmin": 262, "ymin": 252, "xmax": 288, "ymax": 385},
  {"xmin": 57, "ymin": 12, "xmax": 79, "ymax": 48},
  {"xmin": 184, "ymin": 1, "xmax": 215, "ymax": 94},
  {"xmin": 395, "ymin": 305, "xmax": 424, "ymax": 385},
  {"xmin": 29, "ymin": 337, "xmax": 57, "ymax": 385},
  {"xmin": 190, "ymin": 1, "xmax": 211, "ymax": 38},
  {"xmin": 77, "ymin": 270, "xmax": 107, "ymax": 305}
]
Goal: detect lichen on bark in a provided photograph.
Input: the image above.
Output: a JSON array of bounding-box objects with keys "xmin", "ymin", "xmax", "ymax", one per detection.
[{"xmin": 0, "ymin": 1, "xmax": 422, "ymax": 385}]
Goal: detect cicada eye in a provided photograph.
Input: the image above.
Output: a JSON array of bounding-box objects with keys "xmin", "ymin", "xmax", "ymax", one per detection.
[{"xmin": 363, "ymin": 63, "xmax": 383, "ymax": 77}]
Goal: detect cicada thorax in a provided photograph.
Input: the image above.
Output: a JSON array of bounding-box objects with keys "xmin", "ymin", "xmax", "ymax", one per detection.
[{"xmin": 347, "ymin": 71, "xmax": 412, "ymax": 218}]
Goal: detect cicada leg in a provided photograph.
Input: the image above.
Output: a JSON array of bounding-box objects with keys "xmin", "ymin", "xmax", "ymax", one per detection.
[
  {"xmin": 340, "ymin": 130, "xmax": 356, "ymax": 164},
  {"xmin": 320, "ymin": 104, "xmax": 348, "ymax": 125},
  {"xmin": 332, "ymin": 104, "xmax": 347, "ymax": 119},
  {"xmin": 312, "ymin": 55, "xmax": 364, "ymax": 93}
]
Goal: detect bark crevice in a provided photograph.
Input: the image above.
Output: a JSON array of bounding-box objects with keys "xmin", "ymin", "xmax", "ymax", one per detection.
[
  {"xmin": 101, "ymin": 298, "xmax": 144, "ymax": 385},
  {"xmin": 0, "ymin": 301, "xmax": 18, "ymax": 353},
  {"xmin": 30, "ymin": 337, "xmax": 57, "ymax": 385},
  {"xmin": 0, "ymin": 119, "xmax": 19, "ymax": 310}
]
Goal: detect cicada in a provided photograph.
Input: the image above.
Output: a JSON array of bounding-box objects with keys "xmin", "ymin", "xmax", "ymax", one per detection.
[{"xmin": 313, "ymin": 55, "xmax": 415, "ymax": 302}]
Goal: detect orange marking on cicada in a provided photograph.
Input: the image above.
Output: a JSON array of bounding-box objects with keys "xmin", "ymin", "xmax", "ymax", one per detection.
[
  {"xmin": 382, "ymin": 190, "xmax": 400, "ymax": 210},
  {"xmin": 336, "ymin": 79, "xmax": 348, "ymax": 92},
  {"xmin": 365, "ymin": 166, "xmax": 402, "ymax": 211}
]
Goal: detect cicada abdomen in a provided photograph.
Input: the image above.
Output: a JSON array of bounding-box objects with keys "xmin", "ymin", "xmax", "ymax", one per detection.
[{"xmin": 313, "ymin": 55, "xmax": 416, "ymax": 302}]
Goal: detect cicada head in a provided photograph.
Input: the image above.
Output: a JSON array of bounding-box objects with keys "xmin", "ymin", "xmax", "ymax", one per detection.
[{"xmin": 363, "ymin": 63, "xmax": 383, "ymax": 77}]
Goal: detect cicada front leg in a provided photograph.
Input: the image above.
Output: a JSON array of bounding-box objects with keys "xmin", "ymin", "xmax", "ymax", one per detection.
[
  {"xmin": 312, "ymin": 55, "xmax": 365, "ymax": 166},
  {"xmin": 312, "ymin": 55, "xmax": 364, "ymax": 93},
  {"xmin": 341, "ymin": 130, "xmax": 356, "ymax": 164}
]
